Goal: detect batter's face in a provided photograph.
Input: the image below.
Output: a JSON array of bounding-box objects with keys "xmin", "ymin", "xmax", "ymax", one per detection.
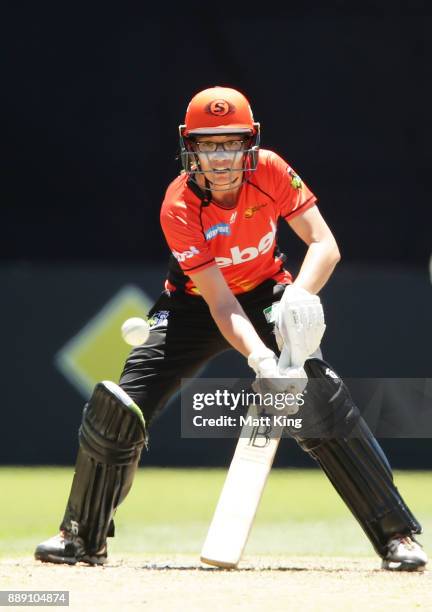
[{"xmin": 192, "ymin": 134, "xmax": 248, "ymax": 191}]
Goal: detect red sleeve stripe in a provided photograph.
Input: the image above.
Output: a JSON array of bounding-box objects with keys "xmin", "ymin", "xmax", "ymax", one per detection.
[
  {"xmin": 182, "ymin": 258, "xmax": 216, "ymax": 272},
  {"xmin": 282, "ymin": 197, "xmax": 317, "ymax": 220}
]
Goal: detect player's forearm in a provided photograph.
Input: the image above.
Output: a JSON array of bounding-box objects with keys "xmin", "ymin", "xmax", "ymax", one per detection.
[
  {"xmin": 209, "ymin": 300, "xmax": 266, "ymax": 358},
  {"xmin": 293, "ymin": 240, "xmax": 341, "ymax": 294}
]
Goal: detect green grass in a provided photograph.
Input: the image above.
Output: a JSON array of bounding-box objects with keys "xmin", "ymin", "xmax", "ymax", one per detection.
[{"xmin": 1, "ymin": 467, "xmax": 431, "ymax": 559}]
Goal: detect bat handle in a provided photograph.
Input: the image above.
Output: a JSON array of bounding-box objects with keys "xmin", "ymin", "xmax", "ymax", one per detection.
[
  {"xmin": 277, "ymin": 344, "xmax": 292, "ymax": 372},
  {"xmin": 277, "ymin": 344, "xmax": 309, "ymax": 372}
]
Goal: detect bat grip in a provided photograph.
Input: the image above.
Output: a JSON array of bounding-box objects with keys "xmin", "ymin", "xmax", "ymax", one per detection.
[{"xmin": 277, "ymin": 344, "xmax": 292, "ymax": 372}]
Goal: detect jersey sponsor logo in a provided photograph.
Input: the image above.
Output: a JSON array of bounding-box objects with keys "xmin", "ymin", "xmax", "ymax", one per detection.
[
  {"xmin": 205, "ymin": 99, "xmax": 235, "ymax": 117},
  {"xmin": 244, "ymin": 202, "xmax": 268, "ymax": 219},
  {"xmin": 172, "ymin": 246, "xmax": 200, "ymax": 262},
  {"xmin": 215, "ymin": 220, "xmax": 276, "ymax": 268},
  {"xmin": 205, "ymin": 223, "xmax": 231, "ymax": 240},
  {"xmin": 229, "ymin": 211, "xmax": 237, "ymax": 224}
]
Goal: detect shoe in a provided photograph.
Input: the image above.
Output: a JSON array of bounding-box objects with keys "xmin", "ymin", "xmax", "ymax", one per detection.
[
  {"xmin": 34, "ymin": 530, "xmax": 107, "ymax": 565},
  {"xmin": 382, "ymin": 535, "xmax": 427, "ymax": 571}
]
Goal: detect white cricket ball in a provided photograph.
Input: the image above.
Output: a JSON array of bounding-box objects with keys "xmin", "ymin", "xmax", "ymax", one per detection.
[{"xmin": 121, "ymin": 317, "xmax": 150, "ymax": 346}]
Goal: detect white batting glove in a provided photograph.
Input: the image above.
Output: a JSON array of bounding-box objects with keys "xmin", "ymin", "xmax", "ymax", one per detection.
[
  {"xmin": 275, "ymin": 285, "xmax": 326, "ymax": 367},
  {"xmin": 247, "ymin": 348, "xmax": 307, "ymax": 395},
  {"xmin": 248, "ymin": 347, "xmax": 279, "ymax": 378}
]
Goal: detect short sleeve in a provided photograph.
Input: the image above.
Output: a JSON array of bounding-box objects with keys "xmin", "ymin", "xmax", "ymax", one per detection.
[
  {"xmin": 160, "ymin": 203, "xmax": 216, "ymax": 273},
  {"xmin": 270, "ymin": 153, "xmax": 317, "ymax": 220}
]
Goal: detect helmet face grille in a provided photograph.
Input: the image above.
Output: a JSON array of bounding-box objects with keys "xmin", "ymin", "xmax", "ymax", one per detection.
[{"xmin": 178, "ymin": 123, "xmax": 261, "ymax": 192}]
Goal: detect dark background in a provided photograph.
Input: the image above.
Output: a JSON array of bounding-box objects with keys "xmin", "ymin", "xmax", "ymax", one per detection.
[
  {"xmin": 3, "ymin": 2, "xmax": 432, "ymax": 467},
  {"xmin": 4, "ymin": 1, "xmax": 431, "ymax": 265}
]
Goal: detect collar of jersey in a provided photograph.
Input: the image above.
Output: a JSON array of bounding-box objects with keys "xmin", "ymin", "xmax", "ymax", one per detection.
[{"xmin": 186, "ymin": 178, "xmax": 246, "ymax": 211}]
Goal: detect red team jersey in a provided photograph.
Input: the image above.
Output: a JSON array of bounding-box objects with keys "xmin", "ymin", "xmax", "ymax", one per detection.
[{"xmin": 160, "ymin": 149, "xmax": 317, "ymax": 295}]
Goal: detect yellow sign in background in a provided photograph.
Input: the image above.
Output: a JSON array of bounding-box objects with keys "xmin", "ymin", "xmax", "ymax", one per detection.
[{"xmin": 56, "ymin": 285, "xmax": 152, "ymax": 397}]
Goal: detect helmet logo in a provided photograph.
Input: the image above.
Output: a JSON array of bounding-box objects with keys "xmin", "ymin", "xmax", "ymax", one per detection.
[{"xmin": 205, "ymin": 99, "xmax": 235, "ymax": 117}]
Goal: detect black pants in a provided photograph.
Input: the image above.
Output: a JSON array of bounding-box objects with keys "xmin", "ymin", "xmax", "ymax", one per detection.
[{"xmin": 119, "ymin": 279, "xmax": 285, "ymax": 426}]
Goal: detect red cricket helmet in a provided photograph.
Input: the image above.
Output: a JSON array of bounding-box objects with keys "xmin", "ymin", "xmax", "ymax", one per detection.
[
  {"xmin": 182, "ymin": 86, "xmax": 258, "ymax": 136},
  {"xmin": 179, "ymin": 86, "xmax": 261, "ymax": 188}
]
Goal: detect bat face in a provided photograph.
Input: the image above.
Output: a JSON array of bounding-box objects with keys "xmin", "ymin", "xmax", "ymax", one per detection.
[{"xmin": 200, "ymin": 404, "xmax": 284, "ymax": 568}]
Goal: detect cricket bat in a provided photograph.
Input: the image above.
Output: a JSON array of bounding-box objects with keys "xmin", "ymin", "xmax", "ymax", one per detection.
[{"xmin": 200, "ymin": 345, "xmax": 293, "ymax": 568}]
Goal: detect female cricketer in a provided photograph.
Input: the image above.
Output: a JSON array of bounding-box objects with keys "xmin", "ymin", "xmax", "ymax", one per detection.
[{"xmin": 35, "ymin": 86, "xmax": 427, "ymax": 571}]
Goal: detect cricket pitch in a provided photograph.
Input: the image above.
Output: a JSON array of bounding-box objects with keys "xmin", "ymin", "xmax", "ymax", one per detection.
[{"xmin": 1, "ymin": 555, "xmax": 430, "ymax": 611}]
